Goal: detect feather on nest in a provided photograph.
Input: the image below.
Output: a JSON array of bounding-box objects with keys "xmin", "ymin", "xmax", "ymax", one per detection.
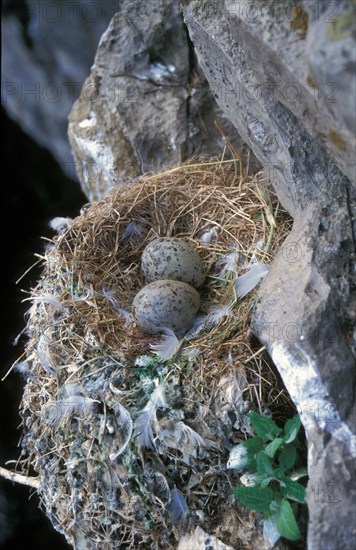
[{"xmin": 134, "ymin": 382, "xmax": 168, "ymax": 449}]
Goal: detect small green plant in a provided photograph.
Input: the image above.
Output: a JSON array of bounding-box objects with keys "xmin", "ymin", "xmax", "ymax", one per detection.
[{"xmin": 229, "ymin": 411, "xmax": 307, "ymax": 544}]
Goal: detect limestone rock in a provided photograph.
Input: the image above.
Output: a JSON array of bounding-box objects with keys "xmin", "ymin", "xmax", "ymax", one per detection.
[
  {"xmin": 1, "ymin": 0, "xmax": 118, "ymax": 176},
  {"xmin": 305, "ymin": 0, "xmax": 356, "ymax": 148},
  {"xmin": 67, "ymin": 1, "xmax": 250, "ymax": 200},
  {"xmin": 178, "ymin": 526, "xmax": 234, "ymax": 550},
  {"xmin": 2, "ymin": 0, "xmax": 252, "ymax": 195},
  {"xmin": 68, "ymin": 1, "xmax": 189, "ymax": 200},
  {"xmin": 183, "ymin": 2, "xmax": 355, "ymax": 549}
]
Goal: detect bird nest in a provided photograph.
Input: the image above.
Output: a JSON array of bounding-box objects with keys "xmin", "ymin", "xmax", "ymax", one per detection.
[{"xmin": 12, "ymin": 159, "xmax": 293, "ymax": 549}]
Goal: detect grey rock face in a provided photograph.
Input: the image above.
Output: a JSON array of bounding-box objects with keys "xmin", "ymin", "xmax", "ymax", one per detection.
[
  {"xmin": 1, "ymin": 0, "xmax": 118, "ymax": 175},
  {"xmin": 67, "ymin": 0, "xmax": 249, "ymax": 200},
  {"xmin": 178, "ymin": 526, "xmax": 235, "ymax": 549},
  {"xmin": 183, "ymin": 1, "xmax": 355, "ymax": 549},
  {"xmin": 2, "ymin": 0, "xmax": 250, "ymax": 193},
  {"xmin": 305, "ymin": 0, "xmax": 356, "ymax": 144},
  {"xmin": 68, "ymin": 1, "xmax": 189, "ymax": 199}
]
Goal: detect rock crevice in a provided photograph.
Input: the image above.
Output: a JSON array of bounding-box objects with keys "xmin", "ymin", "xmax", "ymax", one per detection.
[{"xmin": 182, "ymin": 2, "xmax": 355, "ymax": 549}]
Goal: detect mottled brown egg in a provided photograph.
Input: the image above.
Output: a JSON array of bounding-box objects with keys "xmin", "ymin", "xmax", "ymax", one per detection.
[
  {"xmin": 132, "ymin": 279, "xmax": 200, "ymax": 334},
  {"xmin": 141, "ymin": 237, "xmax": 205, "ymax": 289}
]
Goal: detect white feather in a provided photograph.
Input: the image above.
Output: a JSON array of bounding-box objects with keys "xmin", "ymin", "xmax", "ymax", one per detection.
[
  {"xmin": 156, "ymin": 420, "xmax": 207, "ymax": 464},
  {"xmin": 24, "ymin": 293, "xmax": 65, "ymax": 311},
  {"xmin": 176, "ymin": 422, "xmax": 207, "ymax": 464},
  {"xmin": 186, "ymin": 305, "xmax": 230, "ymax": 338},
  {"xmin": 13, "ymin": 361, "xmax": 31, "ymax": 378},
  {"xmin": 235, "ymin": 261, "xmax": 269, "ymax": 298},
  {"xmin": 43, "ymin": 383, "xmax": 98, "ymax": 425},
  {"xmin": 36, "ymin": 334, "xmax": 56, "ymax": 376},
  {"xmin": 168, "ymin": 486, "xmax": 188, "ymax": 523},
  {"xmin": 197, "ymin": 226, "xmax": 219, "ymax": 244},
  {"xmin": 205, "ymin": 304, "xmax": 231, "ymax": 327},
  {"xmin": 109, "ymin": 403, "xmax": 133, "ymax": 461},
  {"xmin": 134, "ymin": 382, "xmax": 168, "ymax": 449},
  {"xmin": 154, "ymin": 472, "xmax": 171, "ymax": 503},
  {"xmin": 185, "ymin": 315, "xmax": 207, "ymax": 338},
  {"xmin": 49, "ymin": 217, "xmax": 73, "ymax": 233},
  {"xmin": 150, "ymin": 328, "xmax": 182, "ymax": 361},
  {"xmin": 217, "ymin": 250, "xmax": 239, "ymax": 277},
  {"xmin": 179, "ymin": 422, "xmax": 206, "ymax": 448}
]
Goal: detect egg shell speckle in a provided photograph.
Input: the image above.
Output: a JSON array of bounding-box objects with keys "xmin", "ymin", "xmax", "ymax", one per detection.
[
  {"xmin": 141, "ymin": 237, "xmax": 205, "ymax": 289},
  {"xmin": 132, "ymin": 279, "xmax": 200, "ymax": 334}
]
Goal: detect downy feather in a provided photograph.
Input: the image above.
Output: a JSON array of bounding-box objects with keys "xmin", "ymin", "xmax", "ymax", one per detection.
[
  {"xmin": 179, "ymin": 422, "xmax": 206, "ymax": 448},
  {"xmin": 154, "ymin": 472, "xmax": 171, "ymax": 503},
  {"xmin": 156, "ymin": 421, "xmax": 207, "ymax": 464},
  {"xmin": 175, "ymin": 422, "xmax": 207, "ymax": 464},
  {"xmin": 13, "ymin": 361, "xmax": 31, "ymax": 379},
  {"xmin": 197, "ymin": 226, "xmax": 219, "ymax": 244},
  {"xmin": 205, "ymin": 304, "xmax": 231, "ymax": 327},
  {"xmin": 36, "ymin": 334, "xmax": 56, "ymax": 376},
  {"xmin": 185, "ymin": 314, "xmax": 207, "ymax": 338},
  {"xmin": 168, "ymin": 485, "xmax": 188, "ymax": 523},
  {"xmin": 24, "ymin": 293, "xmax": 64, "ymax": 311},
  {"xmin": 43, "ymin": 383, "xmax": 98, "ymax": 425},
  {"xmin": 134, "ymin": 382, "xmax": 167, "ymax": 449},
  {"xmin": 217, "ymin": 249, "xmax": 239, "ymax": 278},
  {"xmin": 235, "ymin": 261, "xmax": 269, "ymax": 298},
  {"xmin": 150, "ymin": 328, "xmax": 182, "ymax": 361},
  {"xmin": 109, "ymin": 403, "xmax": 133, "ymax": 460},
  {"xmin": 49, "ymin": 217, "xmax": 73, "ymax": 233},
  {"xmin": 186, "ymin": 304, "xmax": 230, "ymax": 338}
]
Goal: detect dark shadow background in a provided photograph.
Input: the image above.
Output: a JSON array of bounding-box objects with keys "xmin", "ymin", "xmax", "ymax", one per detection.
[{"xmin": 0, "ymin": 107, "xmax": 86, "ymax": 549}]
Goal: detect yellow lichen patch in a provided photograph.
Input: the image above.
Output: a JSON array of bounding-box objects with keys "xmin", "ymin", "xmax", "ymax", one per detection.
[
  {"xmin": 328, "ymin": 130, "xmax": 347, "ymax": 151},
  {"xmin": 327, "ymin": 10, "xmax": 356, "ymax": 41},
  {"xmin": 306, "ymin": 74, "xmax": 319, "ymax": 90},
  {"xmin": 290, "ymin": 5, "xmax": 309, "ymax": 39}
]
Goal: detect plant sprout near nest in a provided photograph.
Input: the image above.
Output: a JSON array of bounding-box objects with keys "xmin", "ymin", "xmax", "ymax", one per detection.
[{"xmin": 2, "ymin": 157, "xmax": 295, "ymax": 549}]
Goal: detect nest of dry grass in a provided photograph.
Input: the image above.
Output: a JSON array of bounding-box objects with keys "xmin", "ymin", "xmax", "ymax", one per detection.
[{"xmin": 11, "ymin": 158, "xmax": 293, "ymax": 549}]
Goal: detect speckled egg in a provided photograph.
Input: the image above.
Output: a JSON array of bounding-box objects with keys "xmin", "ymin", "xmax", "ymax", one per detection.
[
  {"xmin": 132, "ymin": 279, "xmax": 200, "ymax": 334},
  {"xmin": 141, "ymin": 237, "xmax": 205, "ymax": 289}
]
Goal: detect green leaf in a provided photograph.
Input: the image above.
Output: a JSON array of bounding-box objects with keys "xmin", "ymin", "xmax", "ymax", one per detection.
[
  {"xmin": 275, "ymin": 499, "xmax": 301, "ymax": 541},
  {"xmin": 282, "ymin": 479, "xmax": 305, "ymax": 503},
  {"xmin": 233, "ymin": 485, "xmax": 274, "ymax": 513},
  {"xmin": 260, "ymin": 476, "xmax": 274, "ymax": 488},
  {"xmin": 283, "ymin": 415, "xmax": 301, "ymax": 444},
  {"xmin": 265, "ymin": 437, "xmax": 284, "ymax": 458},
  {"xmin": 290, "ymin": 467, "xmax": 308, "ymax": 481},
  {"xmin": 270, "ymin": 499, "xmax": 280, "ymax": 514},
  {"xmin": 257, "ymin": 452, "xmax": 274, "ymax": 475},
  {"xmin": 272, "ymin": 467, "xmax": 287, "ymax": 480},
  {"xmin": 249, "ymin": 411, "xmax": 282, "ymax": 441},
  {"xmin": 243, "ymin": 437, "xmax": 264, "ymax": 453},
  {"xmin": 279, "ymin": 446, "xmax": 297, "ymax": 469}
]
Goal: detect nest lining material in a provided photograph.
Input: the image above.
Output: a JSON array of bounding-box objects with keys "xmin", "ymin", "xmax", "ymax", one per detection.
[{"xmin": 14, "ymin": 159, "xmax": 293, "ymax": 549}]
